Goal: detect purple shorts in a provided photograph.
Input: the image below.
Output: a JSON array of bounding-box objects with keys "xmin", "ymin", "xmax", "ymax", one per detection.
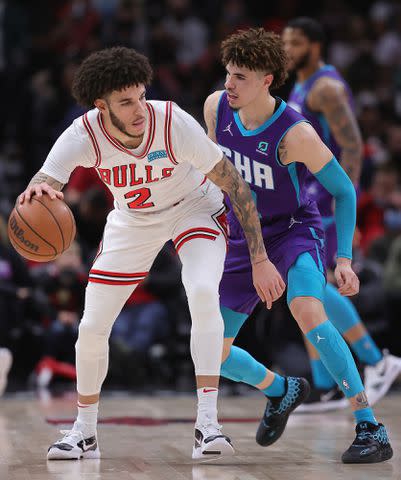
[{"xmin": 220, "ymin": 202, "xmax": 326, "ymax": 315}]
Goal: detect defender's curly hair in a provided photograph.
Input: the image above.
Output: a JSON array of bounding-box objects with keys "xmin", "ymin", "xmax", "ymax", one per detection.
[
  {"xmin": 221, "ymin": 28, "xmax": 288, "ymax": 90},
  {"xmin": 72, "ymin": 47, "xmax": 153, "ymax": 108}
]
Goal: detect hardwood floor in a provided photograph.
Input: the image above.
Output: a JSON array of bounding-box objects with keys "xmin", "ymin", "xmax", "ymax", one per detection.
[{"xmin": 0, "ymin": 391, "xmax": 399, "ymax": 479}]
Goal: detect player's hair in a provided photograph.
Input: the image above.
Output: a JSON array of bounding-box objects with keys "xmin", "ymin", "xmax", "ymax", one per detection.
[
  {"xmin": 72, "ymin": 47, "xmax": 153, "ymax": 108},
  {"xmin": 287, "ymin": 17, "xmax": 325, "ymax": 45},
  {"xmin": 220, "ymin": 28, "xmax": 288, "ymax": 90}
]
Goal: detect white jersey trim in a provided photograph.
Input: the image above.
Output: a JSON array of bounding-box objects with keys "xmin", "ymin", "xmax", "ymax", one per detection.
[{"xmin": 82, "ymin": 112, "xmax": 102, "ymax": 167}]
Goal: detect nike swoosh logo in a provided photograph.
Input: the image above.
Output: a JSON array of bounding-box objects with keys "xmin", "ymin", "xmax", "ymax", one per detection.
[{"xmin": 203, "ymin": 388, "xmax": 217, "ymax": 393}]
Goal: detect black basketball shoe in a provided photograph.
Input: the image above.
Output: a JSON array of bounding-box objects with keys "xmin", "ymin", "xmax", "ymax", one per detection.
[
  {"xmin": 342, "ymin": 421, "xmax": 393, "ymax": 463},
  {"xmin": 256, "ymin": 376, "xmax": 310, "ymax": 447}
]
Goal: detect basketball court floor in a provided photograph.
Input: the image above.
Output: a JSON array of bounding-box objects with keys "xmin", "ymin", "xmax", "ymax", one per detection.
[{"xmin": 0, "ymin": 391, "xmax": 400, "ymax": 479}]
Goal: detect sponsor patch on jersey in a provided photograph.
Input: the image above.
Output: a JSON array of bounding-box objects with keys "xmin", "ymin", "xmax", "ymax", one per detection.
[
  {"xmin": 147, "ymin": 150, "xmax": 168, "ymax": 162},
  {"xmin": 256, "ymin": 141, "xmax": 269, "ymax": 156}
]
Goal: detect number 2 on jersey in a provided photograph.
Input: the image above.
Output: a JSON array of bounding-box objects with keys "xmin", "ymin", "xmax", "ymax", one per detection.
[{"xmin": 124, "ymin": 187, "xmax": 155, "ymax": 209}]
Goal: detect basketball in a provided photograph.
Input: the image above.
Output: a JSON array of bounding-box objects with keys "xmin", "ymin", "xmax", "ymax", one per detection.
[{"xmin": 7, "ymin": 194, "xmax": 76, "ymax": 262}]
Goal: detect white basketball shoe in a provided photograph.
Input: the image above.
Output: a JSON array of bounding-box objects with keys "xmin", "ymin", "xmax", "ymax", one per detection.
[
  {"xmin": 47, "ymin": 424, "xmax": 100, "ymax": 460},
  {"xmin": 364, "ymin": 350, "xmax": 401, "ymax": 405},
  {"xmin": 192, "ymin": 420, "xmax": 234, "ymax": 460},
  {"xmin": 0, "ymin": 348, "xmax": 12, "ymax": 396}
]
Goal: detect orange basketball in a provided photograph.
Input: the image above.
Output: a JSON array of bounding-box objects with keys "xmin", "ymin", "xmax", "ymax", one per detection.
[{"xmin": 7, "ymin": 194, "xmax": 76, "ymax": 262}]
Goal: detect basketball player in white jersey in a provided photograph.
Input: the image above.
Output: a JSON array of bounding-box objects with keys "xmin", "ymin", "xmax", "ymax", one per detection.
[{"xmin": 18, "ymin": 47, "xmax": 285, "ymax": 461}]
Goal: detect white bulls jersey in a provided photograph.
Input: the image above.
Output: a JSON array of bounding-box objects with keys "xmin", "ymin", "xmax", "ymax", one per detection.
[{"xmin": 41, "ymin": 100, "xmax": 224, "ymax": 212}]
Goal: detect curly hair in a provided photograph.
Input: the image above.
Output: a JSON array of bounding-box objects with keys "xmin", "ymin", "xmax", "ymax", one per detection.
[
  {"xmin": 221, "ymin": 28, "xmax": 288, "ymax": 90},
  {"xmin": 72, "ymin": 47, "xmax": 153, "ymax": 108}
]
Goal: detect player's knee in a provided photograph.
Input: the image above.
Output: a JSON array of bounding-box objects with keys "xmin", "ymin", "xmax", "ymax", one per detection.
[
  {"xmin": 221, "ymin": 338, "xmax": 234, "ymax": 363},
  {"xmin": 186, "ymin": 281, "xmax": 219, "ymax": 313},
  {"xmin": 290, "ymin": 297, "xmax": 327, "ymax": 333},
  {"xmin": 76, "ymin": 321, "xmax": 109, "ymax": 356}
]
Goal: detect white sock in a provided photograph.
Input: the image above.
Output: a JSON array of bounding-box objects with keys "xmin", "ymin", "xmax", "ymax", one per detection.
[
  {"xmin": 196, "ymin": 387, "xmax": 218, "ymax": 425},
  {"xmin": 75, "ymin": 401, "xmax": 99, "ymax": 436}
]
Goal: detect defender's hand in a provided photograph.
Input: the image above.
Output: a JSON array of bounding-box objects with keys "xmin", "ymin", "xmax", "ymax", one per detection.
[
  {"xmin": 252, "ymin": 258, "xmax": 286, "ymax": 309},
  {"xmin": 18, "ymin": 183, "xmax": 64, "ymax": 204},
  {"xmin": 335, "ymin": 258, "xmax": 360, "ymax": 296}
]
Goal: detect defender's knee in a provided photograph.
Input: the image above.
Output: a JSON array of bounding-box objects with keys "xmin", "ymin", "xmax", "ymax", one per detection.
[
  {"xmin": 290, "ymin": 297, "xmax": 327, "ymax": 334},
  {"xmin": 221, "ymin": 338, "xmax": 234, "ymax": 363}
]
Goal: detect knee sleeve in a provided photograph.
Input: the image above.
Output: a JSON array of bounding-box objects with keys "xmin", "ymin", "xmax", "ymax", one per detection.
[
  {"xmin": 75, "ymin": 282, "xmax": 134, "ymax": 395},
  {"xmin": 287, "ymin": 252, "xmax": 326, "ymax": 306},
  {"xmin": 75, "ymin": 322, "xmax": 110, "ymax": 396},
  {"xmin": 186, "ymin": 282, "xmax": 224, "ymax": 376}
]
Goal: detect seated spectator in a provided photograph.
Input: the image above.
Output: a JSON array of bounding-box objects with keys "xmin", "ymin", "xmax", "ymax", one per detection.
[
  {"xmin": 64, "ymin": 166, "xmax": 113, "ymax": 208},
  {"xmin": 382, "ymin": 235, "xmax": 401, "ymax": 355},
  {"xmin": 109, "ymin": 244, "xmax": 185, "ymax": 388},
  {"xmin": 0, "ymin": 214, "xmax": 43, "ymax": 384},
  {"xmin": 32, "ymin": 242, "xmax": 86, "ymax": 388},
  {"xmin": 357, "ymin": 162, "xmax": 400, "ymax": 255},
  {"xmin": 70, "ymin": 187, "xmax": 111, "ymax": 263}
]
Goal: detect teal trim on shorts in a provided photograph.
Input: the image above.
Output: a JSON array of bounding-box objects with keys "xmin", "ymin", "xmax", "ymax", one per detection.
[
  {"xmin": 287, "ymin": 252, "xmax": 326, "ymax": 305},
  {"xmin": 221, "ymin": 305, "xmax": 248, "ymax": 339},
  {"xmin": 308, "ymin": 227, "xmax": 325, "ymax": 273},
  {"xmin": 288, "ymin": 163, "xmax": 301, "ymax": 206}
]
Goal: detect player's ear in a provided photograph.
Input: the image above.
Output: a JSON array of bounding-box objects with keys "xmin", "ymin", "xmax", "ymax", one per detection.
[
  {"xmin": 94, "ymin": 98, "xmax": 107, "ymax": 112},
  {"xmin": 264, "ymin": 74, "xmax": 274, "ymax": 89}
]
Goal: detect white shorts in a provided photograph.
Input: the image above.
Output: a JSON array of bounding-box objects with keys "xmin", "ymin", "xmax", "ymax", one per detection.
[{"xmin": 88, "ymin": 181, "xmax": 227, "ymax": 285}]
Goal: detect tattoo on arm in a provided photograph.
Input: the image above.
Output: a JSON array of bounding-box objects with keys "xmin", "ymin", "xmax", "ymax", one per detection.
[
  {"xmin": 27, "ymin": 171, "xmax": 64, "ymax": 191},
  {"xmin": 309, "ymin": 81, "xmax": 363, "ymax": 184},
  {"xmin": 278, "ymin": 137, "xmax": 288, "ymax": 164},
  {"xmin": 355, "ymin": 391, "xmax": 369, "ymax": 408},
  {"xmin": 207, "ymin": 157, "xmax": 267, "ymax": 262}
]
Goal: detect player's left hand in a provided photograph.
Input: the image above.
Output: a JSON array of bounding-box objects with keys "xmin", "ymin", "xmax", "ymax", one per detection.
[
  {"xmin": 252, "ymin": 258, "xmax": 286, "ymax": 309},
  {"xmin": 335, "ymin": 258, "xmax": 360, "ymax": 296}
]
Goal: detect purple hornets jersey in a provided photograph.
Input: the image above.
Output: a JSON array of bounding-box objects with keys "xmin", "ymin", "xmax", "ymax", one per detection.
[
  {"xmin": 216, "ymin": 92, "xmax": 326, "ymax": 314},
  {"xmin": 216, "ymin": 93, "xmax": 318, "ymax": 236},
  {"xmin": 288, "ymin": 64, "xmax": 355, "ymax": 267},
  {"xmin": 288, "ymin": 64, "xmax": 355, "ymax": 217}
]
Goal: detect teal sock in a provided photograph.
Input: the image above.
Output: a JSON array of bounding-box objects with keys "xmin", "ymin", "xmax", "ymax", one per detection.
[
  {"xmin": 351, "ymin": 335, "xmax": 382, "ymax": 366},
  {"xmin": 310, "ymin": 358, "xmax": 336, "ymax": 390},
  {"xmin": 354, "ymin": 407, "xmax": 378, "ymax": 425},
  {"xmin": 306, "ymin": 320, "xmax": 364, "ymax": 398},
  {"xmin": 324, "ymin": 283, "xmax": 382, "ymax": 366},
  {"xmin": 221, "ymin": 346, "xmax": 267, "ymax": 385},
  {"xmin": 220, "ymin": 346, "xmax": 285, "ymax": 397},
  {"xmin": 261, "ymin": 374, "xmax": 286, "ymax": 398}
]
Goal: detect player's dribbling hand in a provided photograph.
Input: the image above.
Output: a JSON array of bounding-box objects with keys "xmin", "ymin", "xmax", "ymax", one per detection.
[
  {"xmin": 18, "ymin": 183, "xmax": 64, "ymax": 204},
  {"xmin": 252, "ymin": 258, "xmax": 286, "ymax": 309},
  {"xmin": 335, "ymin": 258, "xmax": 360, "ymax": 296}
]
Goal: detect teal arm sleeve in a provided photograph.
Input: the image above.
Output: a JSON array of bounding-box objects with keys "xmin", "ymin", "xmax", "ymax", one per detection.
[{"xmin": 313, "ymin": 157, "xmax": 356, "ymax": 260}]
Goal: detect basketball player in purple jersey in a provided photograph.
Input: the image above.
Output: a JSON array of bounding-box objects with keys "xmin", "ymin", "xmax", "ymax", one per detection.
[
  {"xmin": 204, "ymin": 28, "xmax": 392, "ymax": 463},
  {"xmin": 283, "ymin": 17, "xmax": 401, "ymax": 412}
]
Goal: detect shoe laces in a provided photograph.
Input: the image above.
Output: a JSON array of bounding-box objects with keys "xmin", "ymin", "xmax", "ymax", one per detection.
[
  {"xmin": 198, "ymin": 416, "xmax": 222, "ymax": 437},
  {"xmin": 203, "ymin": 423, "xmax": 223, "ymax": 437},
  {"xmin": 354, "ymin": 423, "xmax": 377, "ymax": 445},
  {"xmin": 354, "ymin": 430, "xmax": 373, "ymax": 445},
  {"xmin": 265, "ymin": 396, "xmax": 282, "ymax": 416},
  {"xmin": 58, "ymin": 429, "xmax": 85, "ymax": 445}
]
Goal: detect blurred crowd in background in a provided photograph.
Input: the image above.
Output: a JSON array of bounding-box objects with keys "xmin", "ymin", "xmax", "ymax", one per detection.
[{"xmin": 1, "ymin": 0, "xmax": 401, "ymax": 394}]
